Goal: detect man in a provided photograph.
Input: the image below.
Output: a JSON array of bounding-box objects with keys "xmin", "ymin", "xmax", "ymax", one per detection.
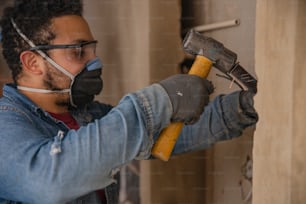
[{"xmin": 0, "ymin": 0, "xmax": 258, "ymax": 203}]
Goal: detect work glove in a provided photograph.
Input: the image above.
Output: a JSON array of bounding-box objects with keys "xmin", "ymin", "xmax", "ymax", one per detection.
[
  {"xmin": 239, "ymin": 91, "xmax": 259, "ymax": 121},
  {"xmin": 159, "ymin": 74, "xmax": 214, "ymax": 124}
]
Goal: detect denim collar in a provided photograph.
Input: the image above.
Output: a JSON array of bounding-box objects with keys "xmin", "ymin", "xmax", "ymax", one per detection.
[{"xmin": 3, "ymin": 84, "xmax": 48, "ymax": 116}]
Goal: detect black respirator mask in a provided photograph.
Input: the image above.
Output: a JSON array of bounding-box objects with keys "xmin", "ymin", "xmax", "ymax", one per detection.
[
  {"xmin": 70, "ymin": 58, "xmax": 103, "ymax": 107},
  {"xmin": 11, "ymin": 19, "xmax": 103, "ymax": 108}
]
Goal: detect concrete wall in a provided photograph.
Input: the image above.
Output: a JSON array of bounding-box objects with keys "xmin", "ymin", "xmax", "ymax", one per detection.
[{"xmin": 253, "ymin": 0, "xmax": 306, "ymax": 203}]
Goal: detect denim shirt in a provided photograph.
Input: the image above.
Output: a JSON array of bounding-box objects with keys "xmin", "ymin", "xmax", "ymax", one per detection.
[{"xmin": 0, "ymin": 84, "xmax": 256, "ymax": 204}]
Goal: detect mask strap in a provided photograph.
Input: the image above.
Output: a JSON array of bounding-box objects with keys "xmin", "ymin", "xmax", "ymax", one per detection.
[
  {"xmin": 17, "ymin": 86, "xmax": 70, "ymax": 93},
  {"xmin": 10, "ymin": 18, "xmax": 74, "ymax": 80}
]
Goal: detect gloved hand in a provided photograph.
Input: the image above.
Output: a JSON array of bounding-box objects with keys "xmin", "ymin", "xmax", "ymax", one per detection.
[
  {"xmin": 159, "ymin": 74, "xmax": 214, "ymax": 124},
  {"xmin": 239, "ymin": 91, "xmax": 259, "ymax": 121}
]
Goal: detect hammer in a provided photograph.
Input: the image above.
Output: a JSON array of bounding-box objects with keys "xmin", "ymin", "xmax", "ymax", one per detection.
[{"xmin": 152, "ymin": 29, "xmax": 257, "ymax": 161}]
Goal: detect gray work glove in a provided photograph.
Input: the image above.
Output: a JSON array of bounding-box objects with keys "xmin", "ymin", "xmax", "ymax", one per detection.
[
  {"xmin": 239, "ymin": 91, "xmax": 259, "ymax": 121},
  {"xmin": 159, "ymin": 74, "xmax": 214, "ymax": 124}
]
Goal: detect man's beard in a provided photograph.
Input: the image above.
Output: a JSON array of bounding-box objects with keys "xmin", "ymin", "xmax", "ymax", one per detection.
[{"xmin": 43, "ymin": 63, "xmax": 71, "ymax": 107}]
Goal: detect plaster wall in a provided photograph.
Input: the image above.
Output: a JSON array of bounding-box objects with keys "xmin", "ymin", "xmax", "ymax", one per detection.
[{"xmin": 253, "ymin": 0, "xmax": 306, "ymax": 203}]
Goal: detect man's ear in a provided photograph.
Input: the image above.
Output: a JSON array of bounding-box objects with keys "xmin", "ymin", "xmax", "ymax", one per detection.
[{"xmin": 19, "ymin": 51, "xmax": 43, "ymax": 75}]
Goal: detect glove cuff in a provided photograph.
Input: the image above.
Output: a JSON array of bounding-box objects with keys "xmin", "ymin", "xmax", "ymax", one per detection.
[{"xmin": 239, "ymin": 91, "xmax": 258, "ymax": 121}]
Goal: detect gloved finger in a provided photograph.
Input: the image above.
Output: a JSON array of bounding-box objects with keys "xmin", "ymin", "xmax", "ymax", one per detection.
[
  {"xmin": 202, "ymin": 79, "xmax": 215, "ymax": 94},
  {"xmin": 184, "ymin": 115, "xmax": 200, "ymax": 125}
]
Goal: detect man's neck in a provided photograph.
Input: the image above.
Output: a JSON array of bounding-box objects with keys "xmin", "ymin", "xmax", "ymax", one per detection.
[{"xmin": 20, "ymin": 90, "xmax": 70, "ymax": 114}]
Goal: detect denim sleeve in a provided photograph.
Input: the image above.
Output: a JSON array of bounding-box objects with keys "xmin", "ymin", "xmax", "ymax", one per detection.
[
  {"xmin": 171, "ymin": 91, "xmax": 258, "ymax": 154},
  {"xmin": 0, "ymin": 84, "xmax": 172, "ymax": 204}
]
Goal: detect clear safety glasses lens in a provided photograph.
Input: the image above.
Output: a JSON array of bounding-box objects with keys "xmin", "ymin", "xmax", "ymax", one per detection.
[{"xmin": 29, "ymin": 40, "xmax": 98, "ymax": 64}]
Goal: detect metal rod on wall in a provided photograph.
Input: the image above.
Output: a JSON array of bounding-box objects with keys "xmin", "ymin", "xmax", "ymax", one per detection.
[{"xmin": 194, "ymin": 19, "xmax": 240, "ymax": 32}]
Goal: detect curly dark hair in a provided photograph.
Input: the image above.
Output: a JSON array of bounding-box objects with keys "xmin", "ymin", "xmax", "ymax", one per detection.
[{"xmin": 0, "ymin": 0, "xmax": 83, "ymax": 83}]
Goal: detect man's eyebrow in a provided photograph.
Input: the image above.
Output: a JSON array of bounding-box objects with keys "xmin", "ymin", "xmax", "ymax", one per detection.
[{"xmin": 71, "ymin": 39, "xmax": 93, "ymax": 44}]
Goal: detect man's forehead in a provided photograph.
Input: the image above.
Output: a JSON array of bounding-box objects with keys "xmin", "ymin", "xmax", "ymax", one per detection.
[{"xmin": 50, "ymin": 15, "xmax": 94, "ymax": 44}]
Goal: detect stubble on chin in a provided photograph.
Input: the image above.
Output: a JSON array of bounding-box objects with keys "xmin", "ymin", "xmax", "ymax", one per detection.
[
  {"xmin": 44, "ymin": 63, "xmax": 71, "ymax": 108},
  {"xmin": 55, "ymin": 97, "xmax": 70, "ymax": 107}
]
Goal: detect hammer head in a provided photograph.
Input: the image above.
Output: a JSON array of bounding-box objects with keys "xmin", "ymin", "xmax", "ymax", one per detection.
[{"xmin": 183, "ymin": 29, "xmax": 237, "ymax": 74}]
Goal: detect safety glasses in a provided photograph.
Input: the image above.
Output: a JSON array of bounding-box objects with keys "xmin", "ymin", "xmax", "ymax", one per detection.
[{"xmin": 29, "ymin": 40, "xmax": 98, "ymax": 64}]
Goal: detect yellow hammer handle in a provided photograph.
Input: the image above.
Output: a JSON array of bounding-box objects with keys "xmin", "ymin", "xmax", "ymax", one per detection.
[{"xmin": 151, "ymin": 55, "xmax": 213, "ymax": 161}]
